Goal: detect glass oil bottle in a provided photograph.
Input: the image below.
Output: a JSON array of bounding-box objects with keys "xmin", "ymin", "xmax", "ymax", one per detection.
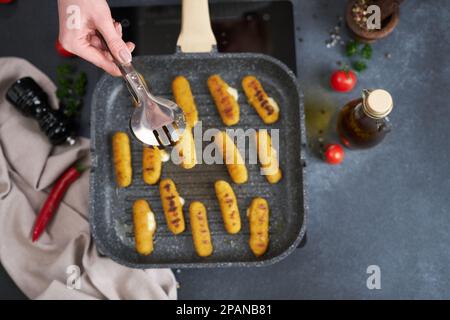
[{"xmin": 337, "ymin": 89, "xmax": 393, "ymax": 149}]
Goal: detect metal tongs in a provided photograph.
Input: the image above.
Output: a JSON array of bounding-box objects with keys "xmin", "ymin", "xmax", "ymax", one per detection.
[{"xmin": 99, "ymin": 35, "xmax": 185, "ymax": 147}]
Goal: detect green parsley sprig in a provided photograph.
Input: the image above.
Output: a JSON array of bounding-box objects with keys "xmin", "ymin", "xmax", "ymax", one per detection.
[
  {"xmin": 56, "ymin": 64, "xmax": 87, "ymax": 117},
  {"xmin": 345, "ymin": 41, "xmax": 372, "ymax": 72}
]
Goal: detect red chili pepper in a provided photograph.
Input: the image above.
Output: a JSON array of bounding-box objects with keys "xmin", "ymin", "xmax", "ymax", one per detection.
[{"xmin": 32, "ymin": 164, "xmax": 86, "ymax": 242}]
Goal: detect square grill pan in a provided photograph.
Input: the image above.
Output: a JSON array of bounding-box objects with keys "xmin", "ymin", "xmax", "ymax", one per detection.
[{"xmin": 90, "ymin": 52, "xmax": 307, "ymax": 268}]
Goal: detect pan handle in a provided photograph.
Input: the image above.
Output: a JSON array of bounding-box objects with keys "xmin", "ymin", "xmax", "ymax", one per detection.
[{"xmin": 176, "ymin": 0, "xmax": 217, "ymax": 53}]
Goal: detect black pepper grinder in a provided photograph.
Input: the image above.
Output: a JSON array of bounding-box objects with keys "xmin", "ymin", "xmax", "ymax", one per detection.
[{"xmin": 6, "ymin": 77, "xmax": 75, "ymax": 145}]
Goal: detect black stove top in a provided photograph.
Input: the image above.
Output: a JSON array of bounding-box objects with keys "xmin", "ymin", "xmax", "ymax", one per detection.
[{"xmin": 111, "ymin": 1, "xmax": 296, "ymax": 73}]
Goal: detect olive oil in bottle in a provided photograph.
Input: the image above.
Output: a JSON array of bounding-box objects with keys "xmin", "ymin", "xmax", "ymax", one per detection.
[{"xmin": 337, "ymin": 89, "xmax": 393, "ymax": 149}]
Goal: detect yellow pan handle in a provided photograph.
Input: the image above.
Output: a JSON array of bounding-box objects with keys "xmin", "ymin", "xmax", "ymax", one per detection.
[{"xmin": 177, "ymin": 0, "xmax": 217, "ymax": 53}]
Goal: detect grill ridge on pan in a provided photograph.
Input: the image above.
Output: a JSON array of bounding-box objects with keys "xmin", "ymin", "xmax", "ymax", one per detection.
[{"xmin": 90, "ymin": 53, "xmax": 306, "ymax": 268}]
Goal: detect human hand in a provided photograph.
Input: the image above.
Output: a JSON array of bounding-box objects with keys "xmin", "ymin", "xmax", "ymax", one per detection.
[{"xmin": 57, "ymin": 0, "xmax": 135, "ymax": 76}]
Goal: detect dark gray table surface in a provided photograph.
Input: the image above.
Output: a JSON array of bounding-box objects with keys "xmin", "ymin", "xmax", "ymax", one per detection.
[{"xmin": 1, "ymin": 0, "xmax": 449, "ymax": 299}]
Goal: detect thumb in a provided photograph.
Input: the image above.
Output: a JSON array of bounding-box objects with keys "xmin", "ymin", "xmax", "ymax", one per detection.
[{"xmin": 97, "ymin": 20, "xmax": 132, "ymax": 64}]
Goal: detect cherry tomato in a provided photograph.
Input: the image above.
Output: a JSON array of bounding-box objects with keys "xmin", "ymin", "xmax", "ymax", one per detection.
[
  {"xmin": 324, "ymin": 143, "xmax": 345, "ymax": 165},
  {"xmin": 330, "ymin": 69, "xmax": 357, "ymax": 92},
  {"xmin": 55, "ymin": 39, "xmax": 75, "ymax": 58}
]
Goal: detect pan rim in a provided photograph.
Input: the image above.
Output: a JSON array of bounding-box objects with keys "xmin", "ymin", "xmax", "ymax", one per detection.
[{"xmin": 89, "ymin": 52, "xmax": 308, "ymax": 268}]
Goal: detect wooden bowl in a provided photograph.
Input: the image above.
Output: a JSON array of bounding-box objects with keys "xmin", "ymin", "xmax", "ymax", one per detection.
[{"xmin": 346, "ymin": 0, "xmax": 400, "ymax": 43}]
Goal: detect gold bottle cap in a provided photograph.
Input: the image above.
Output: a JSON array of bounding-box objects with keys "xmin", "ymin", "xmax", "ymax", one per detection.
[{"xmin": 363, "ymin": 89, "xmax": 393, "ymax": 119}]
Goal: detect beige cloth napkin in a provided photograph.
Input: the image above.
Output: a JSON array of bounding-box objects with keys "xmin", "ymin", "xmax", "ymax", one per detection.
[{"xmin": 0, "ymin": 57, "xmax": 177, "ymax": 300}]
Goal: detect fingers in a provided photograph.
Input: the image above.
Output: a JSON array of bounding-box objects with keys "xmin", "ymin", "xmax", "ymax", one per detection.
[
  {"xmin": 97, "ymin": 18, "xmax": 132, "ymax": 64},
  {"xmin": 89, "ymin": 34, "xmax": 135, "ymax": 63},
  {"xmin": 77, "ymin": 41, "xmax": 135, "ymax": 77},
  {"xmin": 114, "ymin": 21, "xmax": 122, "ymax": 37},
  {"xmin": 82, "ymin": 45, "xmax": 122, "ymax": 76},
  {"xmin": 58, "ymin": 12, "xmax": 135, "ymax": 77},
  {"xmin": 86, "ymin": 20, "xmax": 135, "ymax": 76},
  {"xmin": 126, "ymin": 42, "xmax": 136, "ymax": 53},
  {"xmin": 89, "ymin": 32, "xmax": 135, "ymax": 53},
  {"xmin": 60, "ymin": 33, "xmax": 122, "ymax": 76},
  {"xmin": 88, "ymin": 34, "xmax": 107, "ymax": 51}
]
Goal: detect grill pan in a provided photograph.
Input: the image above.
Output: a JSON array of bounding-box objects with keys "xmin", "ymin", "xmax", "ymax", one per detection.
[{"xmin": 90, "ymin": 0, "xmax": 307, "ymax": 268}]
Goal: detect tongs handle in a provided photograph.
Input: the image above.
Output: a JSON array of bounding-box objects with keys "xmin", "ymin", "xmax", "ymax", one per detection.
[{"xmin": 97, "ymin": 32, "xmax": 148, "ymax": 106}]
